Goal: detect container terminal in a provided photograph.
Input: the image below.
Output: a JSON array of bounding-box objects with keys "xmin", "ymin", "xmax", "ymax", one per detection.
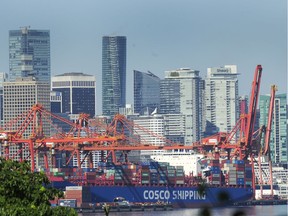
[{"xmin": 0, "ymin": 65, "xmax": 287, "ymax": 209}]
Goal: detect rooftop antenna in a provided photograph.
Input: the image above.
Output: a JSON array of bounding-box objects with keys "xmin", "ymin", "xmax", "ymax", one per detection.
[{"xmin": 19, "ymin": 26, "xmax": 30, "ymax": 34}]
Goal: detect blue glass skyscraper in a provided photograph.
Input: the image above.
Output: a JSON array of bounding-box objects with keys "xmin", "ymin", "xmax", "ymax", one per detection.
[
  {"xmin": 9, "ymin": 27, "xmax": 50, "ymax": 83},
  {"xmin": 102, "ymin": 36, "xmax": 126, "ymax": 116},
  {"xmin": 133, "ymin": 70, "xmax": 160, "ymax": 115}
]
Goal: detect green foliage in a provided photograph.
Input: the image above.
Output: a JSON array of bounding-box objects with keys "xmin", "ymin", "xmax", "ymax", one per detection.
[{"xmin": 0, "ymin": 158, "xmax": 77, "ymax": 215}]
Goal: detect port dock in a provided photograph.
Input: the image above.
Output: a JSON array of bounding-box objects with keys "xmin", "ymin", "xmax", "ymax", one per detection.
[
  {"xmin": 233, "ymin": 199, "xmax": 288, "ymax": 206},
  {"xmin": 76, "ymin": 203, "xmax": 173, "ymax": 213}
]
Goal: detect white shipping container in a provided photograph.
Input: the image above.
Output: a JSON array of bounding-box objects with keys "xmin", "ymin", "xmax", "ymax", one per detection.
[{"xmin": 66, "ymin": 186, "xmax": 83, "ymax": 191}]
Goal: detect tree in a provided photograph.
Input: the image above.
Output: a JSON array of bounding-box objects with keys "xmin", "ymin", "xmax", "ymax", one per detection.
[{"xmin": 0, "ymin": 158, "xmax": 77, "ymax": 216}]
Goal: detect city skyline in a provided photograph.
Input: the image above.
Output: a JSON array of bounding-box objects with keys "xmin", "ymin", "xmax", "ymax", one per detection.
[{"xmin": 0, "ymin": 0, "xmax": 286, "ymax": 115}]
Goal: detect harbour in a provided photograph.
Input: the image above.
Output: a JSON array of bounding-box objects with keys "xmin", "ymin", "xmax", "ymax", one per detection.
[{"xmin": 78, "ymin": 205, "xmax": 288, "ymax": 216}]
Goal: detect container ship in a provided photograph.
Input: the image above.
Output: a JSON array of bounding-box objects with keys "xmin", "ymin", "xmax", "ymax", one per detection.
[{"xmin": 49, "ymin": 155, "xmax": 254, "ymax": 208}]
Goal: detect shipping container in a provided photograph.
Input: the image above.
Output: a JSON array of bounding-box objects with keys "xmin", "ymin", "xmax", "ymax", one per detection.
[{"xmin": 59, "ymin": 199, "xmax": 77, "ymax": 208}]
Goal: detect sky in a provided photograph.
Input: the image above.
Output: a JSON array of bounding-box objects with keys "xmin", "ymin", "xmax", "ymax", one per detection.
[{"xmin": 0, "ymin": 0, "xmax": 287, "ymax": 115}]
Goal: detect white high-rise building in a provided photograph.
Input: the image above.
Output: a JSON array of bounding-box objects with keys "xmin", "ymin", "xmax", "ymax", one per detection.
[
  {"xmin": 205, "ymin": 65, "xmax": 239, "ymax": 135},
  {"xmin": 133, "ymin": 114, "xmax": 165, "ymax": 158}
]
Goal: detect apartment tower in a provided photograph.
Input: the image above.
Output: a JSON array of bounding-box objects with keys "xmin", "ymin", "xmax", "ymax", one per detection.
[{"xmin": 205, "ymin": 65, "xmax": 239, "ymax": 135}]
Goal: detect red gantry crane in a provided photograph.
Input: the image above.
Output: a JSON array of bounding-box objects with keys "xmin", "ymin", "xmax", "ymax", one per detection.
[{"xmin": 0, "ymin": 65, "xmax": 276, "ymax": 198}]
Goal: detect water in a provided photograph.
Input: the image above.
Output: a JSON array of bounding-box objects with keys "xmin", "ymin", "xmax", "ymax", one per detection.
[{"xmin": 80, "ymin": 205, "xmax": 288, "ymax": 216}]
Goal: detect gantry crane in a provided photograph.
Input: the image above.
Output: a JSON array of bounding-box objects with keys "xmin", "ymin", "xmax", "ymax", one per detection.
[
  {"xmin": 0, "ymin": 65, "xmax": 275, "ymax": 199},
  {"xmin": 257, "ymin": 85, "xmax": 277, "ymax": 198}
]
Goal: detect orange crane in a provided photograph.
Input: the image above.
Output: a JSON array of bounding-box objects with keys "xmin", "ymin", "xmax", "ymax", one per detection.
[
  {"xmin": 258, "ymin": 85, "xmax": 277, "ymax": 198},
  {"xmin": 0, "ymin": 65, "xmax": 273, "ymax": 198}
]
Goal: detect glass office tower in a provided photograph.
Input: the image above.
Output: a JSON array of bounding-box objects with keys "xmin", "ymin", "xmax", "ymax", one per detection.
[
  {"xmin": 102, "ymin": 36, "xmax": 126, "ymax": 116},
  {"xmin": 9, "ymin": 27, "xmax": 50, "ymax": 83},
  {"xmin": 134, "ymin": 70, "xmax": 160, "ymax": 115}
]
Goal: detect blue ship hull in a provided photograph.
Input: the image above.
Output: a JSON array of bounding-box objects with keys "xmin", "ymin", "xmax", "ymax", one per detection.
[
  {"xmin": 89, "ymin": 185, "xmax": 253, "ymax": 208},
  {"xmin": 53, "ymin": 181, "xmax": 253, "ymax": 208}
]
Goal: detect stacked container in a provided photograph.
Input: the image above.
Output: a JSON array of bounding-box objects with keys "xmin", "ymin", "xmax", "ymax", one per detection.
[
  {"xmin": 209, "ymin": 159, "xmax": 222, "ymax": 185},
  {"xmin": 175, "ymin": 166, "xmax": 185, "ymax": 185},
  {"xmin": 167, "ymin": 165, "xmax": 176, "ymax": 185},
  {"xmin": 65, "ymin": 186, "xmax": 91, "ymax": 207},
  {"xmin": 234, "ymin": 160, "xmax": 245, "ymax": 186},
  {"xmin": 141, "ymin": 165, "xmax": 150, "ymax": 184},
  {"xmin": 150, "ymin": 162, "xmax": 159, "ymax": 185},
  {"xmin": 158, "ymin": 162, "xmax": 168, "ymax": 185},
  {"xmin": 244, "ymin": 162, "xmax": 253, "ymax": 186},
  {"xmin": 222, "ymin": 160, "xmax": 237, "ymax": 185}
]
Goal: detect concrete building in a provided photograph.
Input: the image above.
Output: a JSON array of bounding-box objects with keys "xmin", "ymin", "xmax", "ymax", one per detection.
[
  {"xmin": 51, "ymin": 72, "xmax": 96, "ymax": 118},
  {"xmin": 102, "ymin": 36, "xmax": 126, "ymax": 116},
  {"xmin": 205, "ymin": 65, "xmax": 239, "ymax": 135},
  {"xmin": 259, "ymin": 93, "xmax": 287, "ymax": 164},
  {"xmin": 0, "ymin": 72, "xmax": 8, "ymax": 122},
  {"xmin": 3, "ymin": 77, "xmax": 51, "ymax": 166},
  {"xmin": 134, "ymin": 70, "xmax": 160, "ymax": 115},
  {"xmin": 160, "ymin": 68, "xmax": 202, "ymax": 144},
  {"xmin": 9, "ymin": 27, "xmax": 50, "ymax": 83}
]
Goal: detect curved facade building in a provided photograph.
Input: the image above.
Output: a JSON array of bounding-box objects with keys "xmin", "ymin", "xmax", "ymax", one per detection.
[
  {"xmin": 102, "ymin": 36, "xmax": 126, "ymax": 116},
  {"xmin": 133, "ymin": 70, "xmax": 160, "ymax": 115}
]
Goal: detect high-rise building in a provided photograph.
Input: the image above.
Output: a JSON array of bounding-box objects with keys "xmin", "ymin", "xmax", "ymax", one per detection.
[
  {"xmin": 133, "ymin": 114, "xmax": 165, "ymax": 159},
  {"xmin": 163, "ymin": 114, "xmax": 186, "ymax": 144},
  {"xmin": 259, "ymin": 93, "xmax": 287, "ymax": 164},
  {"xmin": 51, "ymin": 72, "xmax": 96, "ymax": 118},
  {"xmin": 9, "ymin": 27, "xmax": 50, "ymax": 83},
  {"xmin": 3, "ymin": 77, "xmax": 51, "ymax": 166},
  {"xmin": 0, "ymin": 72, "xmax": 8, "ymax": 122},
  {"xmin": 134, "ymin": 70, "xmax": 160, "ymax": 115},
  {"xmin": 50, "ymin": 91, "xmax": 62, "ymax": 113},
  {"xmin": 205, "ymin": 65, "xmax": 239, "ymax": 135},
  {"xmin": 102, "ymin": 36, "xmax": 126, "ymax": 116},
  {"xmin": 160, "ymin": 68, "xmax": 202, "ymax": 144}
]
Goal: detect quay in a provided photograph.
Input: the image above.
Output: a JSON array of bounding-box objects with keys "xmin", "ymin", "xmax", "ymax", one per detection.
[
  {"xmin": 234, "ymin": 199, "xmax": 288, "ymax": 206},
  {"xmin": 76, "ymin": 203, "xmax": 173, "ymax": 213}
]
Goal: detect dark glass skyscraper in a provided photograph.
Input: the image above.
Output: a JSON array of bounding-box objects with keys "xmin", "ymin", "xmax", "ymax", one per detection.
[
  {"xmin": 51, "ymin": 72, "xmax": 96, "ymax": 117},
  {"xmin": 134, "ymin": 70, "xmax": 160, "ymax": 115},
  {"xmin": 9, "ymin": 27, "xmax": 50, "ymax": 83},
  {"xmin": 102, "ymin": 36, "xmax": 126, "ymax": 116}
]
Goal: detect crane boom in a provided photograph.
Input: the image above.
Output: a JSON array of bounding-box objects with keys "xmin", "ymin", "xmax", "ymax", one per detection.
[
  {"xmin": 263, "ymin": 85, "xmax": 277, "ymax": 154},
  {"xmin": 245, "ymin": 65, "xmax": 262, "ymax": 149}
]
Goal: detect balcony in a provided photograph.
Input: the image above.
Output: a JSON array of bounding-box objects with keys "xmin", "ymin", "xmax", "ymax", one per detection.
[
  {"xmin": 20, "ymin": 54, "xmax": 33, "ymax": 61},
  {"xmin": 21, "ymin": 65, "xmax": 33, "ymax": 71}
]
